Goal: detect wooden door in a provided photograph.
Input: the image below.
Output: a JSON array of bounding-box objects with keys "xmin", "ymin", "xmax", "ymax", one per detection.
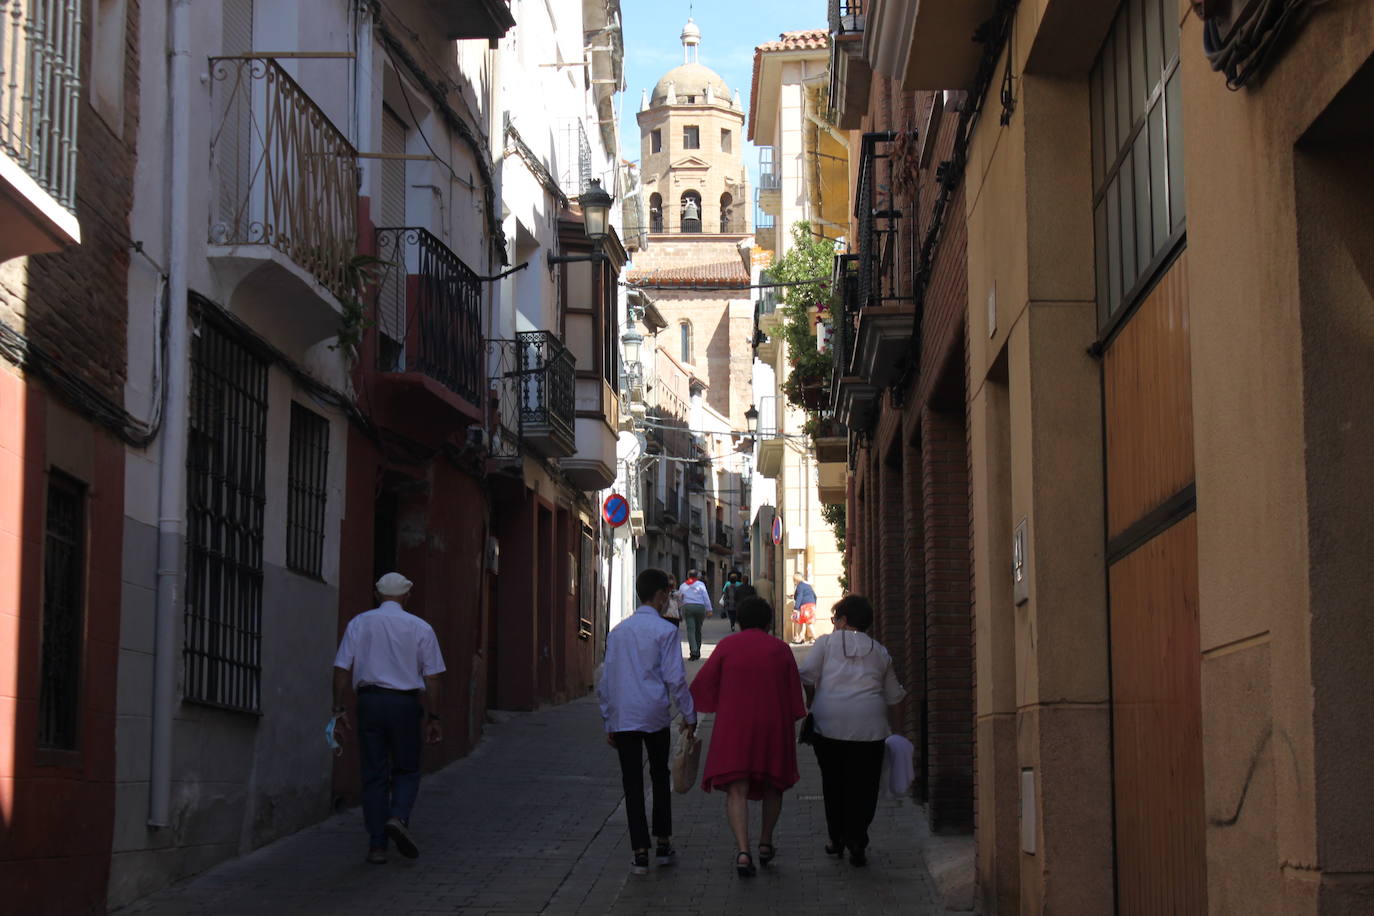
[{"xmin": 1103, "ymin": 253, "xmax": 1207, "ymax": 913}]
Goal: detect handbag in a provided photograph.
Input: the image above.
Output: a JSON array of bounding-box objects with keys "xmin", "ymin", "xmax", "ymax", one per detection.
[
  {"xmin": 671, "ymin": 730, "xmax": 702, "ymax": 793},
  {"xmin": 798, "ymin": 712, "xmax": 817, "ymax": 745}
]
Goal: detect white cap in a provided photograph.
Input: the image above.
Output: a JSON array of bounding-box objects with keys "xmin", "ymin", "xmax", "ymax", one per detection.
[{"xmin": 375, "ymin": 572, "xmax": 413, "ymax": 597}]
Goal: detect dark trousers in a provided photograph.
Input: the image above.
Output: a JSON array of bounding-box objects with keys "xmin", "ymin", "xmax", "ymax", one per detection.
[
  {"xmin": 614, "ymin": 728, "xmax": 672, "ymax": 850},
  {"xmin": 813, "ymin": 734, "xmax": 886, "ymax": 852},
  {"xmin": 681, "ymin": 604, "xmax": 707, "ymax": 657},
  {"xmin": 357, "ymin": 690, "xmax": 423, "ymax": 849}
]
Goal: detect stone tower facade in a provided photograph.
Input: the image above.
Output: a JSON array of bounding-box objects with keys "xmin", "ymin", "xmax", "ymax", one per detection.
[{"xmin": 635, "ymin": 20, "xmax": 751, "ymax": 236}]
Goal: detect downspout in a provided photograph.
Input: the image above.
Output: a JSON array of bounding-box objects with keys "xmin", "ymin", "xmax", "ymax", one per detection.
[{"xmin": 149, "ymin": 0, "xmax": 193, "ymax": 828}]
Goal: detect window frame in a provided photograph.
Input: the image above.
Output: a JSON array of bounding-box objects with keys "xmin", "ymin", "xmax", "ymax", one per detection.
[
  {"xmin": 286, "ymin": 401, "xmax": 330, "ymax": 580},
  {"xmin": 682, "ymin": 125, "xmax": 700, "ymax": 150},
  {"xmin": 680, "ymin": 319, "xmax": 693, "ymax": 364},
  {"xmin": 720, "ymin": 128, "xmax": 732, "ymax": 153},
  {"xmin": 651, "ymin": 129, "xmax": 662, "ymax": 154},
  {"xmin": 38, "ymin": 469, "xmax": 87, "ymax": 752}
]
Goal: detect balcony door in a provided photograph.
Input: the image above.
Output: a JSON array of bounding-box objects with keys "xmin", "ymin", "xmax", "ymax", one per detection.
[{"xmin": 378, "ymin": 107, "xmax": 409, "ymax": 371}]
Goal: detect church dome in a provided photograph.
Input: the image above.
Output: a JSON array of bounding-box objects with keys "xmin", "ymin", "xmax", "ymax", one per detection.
[{"xmin": 650, "ymin": 63, "xmax": 733, "ymax": 108}]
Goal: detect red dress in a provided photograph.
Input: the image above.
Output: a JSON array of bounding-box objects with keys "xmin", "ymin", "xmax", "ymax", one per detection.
[{"xmin": 690, "ymin": 629, "xmax": 807, "ymax": 799}]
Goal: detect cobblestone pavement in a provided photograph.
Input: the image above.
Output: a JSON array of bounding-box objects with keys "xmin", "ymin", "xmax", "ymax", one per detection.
[{"xmin": 120, "ymin": 617, "xmax": 958, "ymax": 916}]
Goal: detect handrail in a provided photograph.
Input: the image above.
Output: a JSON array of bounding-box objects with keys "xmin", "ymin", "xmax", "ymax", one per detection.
[{"xmin": 0, "ymin": 0, "xmax": 82, "ymax": 212}]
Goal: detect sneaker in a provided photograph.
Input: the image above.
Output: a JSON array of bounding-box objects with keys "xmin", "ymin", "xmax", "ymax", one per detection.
[
  {"xmin": 655, "ymin": 843, "xmax": 677, "ymax": 866},
  {"xmin": 366, "ymin": 848, "xmax": 387, "ymax": 865},
  {"xmin": 631, "ymin": 851, "xmax": 650, "ymax": 875},
  {"xmin": 385, "ymin": 817, "xmax": 419, "ymax": 859}
]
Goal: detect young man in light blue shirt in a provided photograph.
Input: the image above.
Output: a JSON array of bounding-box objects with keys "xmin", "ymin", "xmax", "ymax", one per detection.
[{"xmin": 599, "ymin": 567, "xmax": 698, "ymax": 874}]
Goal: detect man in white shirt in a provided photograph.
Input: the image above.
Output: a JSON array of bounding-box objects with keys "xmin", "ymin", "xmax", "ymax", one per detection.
[
  {"xmin": 599, "ymin": 567, "xmax": 698, "ymax": 874},
  {"xmin": 677, "ymin": 568, "xmax": 713, "ymax": 660},
  {"xmin": 333, "ymin": 572, "xmax": 445, "ymax": 864}
]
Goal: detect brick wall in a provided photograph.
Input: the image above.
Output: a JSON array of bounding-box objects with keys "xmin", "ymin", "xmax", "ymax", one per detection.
[
  {"xmin": 901, "ymin": 415, "xmax": 926, "ymax": 757},
  {"xmin": 922, "ymin": 403, "xmax": 973, "ymax": 831}
]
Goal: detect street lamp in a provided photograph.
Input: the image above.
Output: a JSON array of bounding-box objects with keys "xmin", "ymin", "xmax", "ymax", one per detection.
[
  {"xmin": 744, "ymin": 405, "xmax": 758, "ymax": 437},
  {"xmin": 621, "ymin": 325, "xmax": 643, "ymax": 367},
  {"xmin": 548, "ymin": 179, "xmax": 615, "ymax": 270}
]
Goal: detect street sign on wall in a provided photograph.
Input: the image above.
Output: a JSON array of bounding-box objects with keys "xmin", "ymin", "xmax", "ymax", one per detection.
[
  {"xmin": 602, "ymin": 493, "xmax": 630, "ymax": 528},
  {"xmin": 771, "ymin": 514, "xmax": 783, "ymax": 545}
]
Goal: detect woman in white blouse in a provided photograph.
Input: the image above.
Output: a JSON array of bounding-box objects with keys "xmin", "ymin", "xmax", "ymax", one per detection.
[{"xmin": 797, "ymin": 594, "xmax": 906, "ymax": 867}]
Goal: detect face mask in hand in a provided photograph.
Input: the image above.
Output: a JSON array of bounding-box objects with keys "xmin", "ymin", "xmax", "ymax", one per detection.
[{"xmin": 325, "ymin": 715, "xmax": 343, "ymax": 756}]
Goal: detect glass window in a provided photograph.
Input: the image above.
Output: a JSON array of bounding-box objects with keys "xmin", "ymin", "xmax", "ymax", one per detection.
[
  {"xmin": 651, "ymin": 129, "xmax": 662, "ymax": 154},
  {"xmin": 720, "ymin": 129, "xmax": 732, "ymax": 153},
  {"xmin": 680, "ymin": 320, "xmax": 692, "ymax": 363},
  {"xmin": 683, "ymin": 125, "xmax": 700, "ymax": 149},
  {"xmin": 39, "ymin": 471, "xmax": 86, "ymax": 750},
  {"xmin": 287, "ymin": 402, "xmax": 329, "ymax": 578},
  {"xmin": 1090, "ymin": 0, "xmax": 1184, "ymax": 326}
]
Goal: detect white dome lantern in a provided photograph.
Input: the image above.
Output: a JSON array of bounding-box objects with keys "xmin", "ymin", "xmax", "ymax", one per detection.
[{"xmin": 681, "ymin": 18, "xmax": 701, "ymax": 63}]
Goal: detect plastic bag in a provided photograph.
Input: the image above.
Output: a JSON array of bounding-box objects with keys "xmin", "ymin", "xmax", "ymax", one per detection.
[{"xmin": 671, "ymin": 731, "xmax": 702, "ymax": 794}]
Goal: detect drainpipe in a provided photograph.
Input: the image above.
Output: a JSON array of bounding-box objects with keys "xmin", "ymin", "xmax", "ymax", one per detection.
[{"xmin": 149, "ymin": 0, "xmax": 193, "ymax": 828}]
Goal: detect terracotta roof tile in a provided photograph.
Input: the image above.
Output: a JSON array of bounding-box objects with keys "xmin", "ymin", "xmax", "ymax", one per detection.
[
  {"xmin": 755, "ymin": 29, "xmax": 829, "ymax": 53},
  {"xmin": 625, "ymin": 259, "xmax": 750, "ymax": 286}
]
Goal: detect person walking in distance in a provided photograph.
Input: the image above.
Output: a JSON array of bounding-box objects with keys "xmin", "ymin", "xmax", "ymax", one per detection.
[
  {"xmin": 599, "ymin": 568, "xmax": 699, "ymax": 875},
  {"xmin": 720, "ymin": 570, "xmax": 743, "ymax": 632},
  {"xmin": 332, "ymin": 572, "xmax": 445, "ymax": 865},
  {"xmin": 791, "ymin": 572, "xmax": 818, "ymax": 645},
  {"xmin": 678, "ymin": 568, "xmax": 713, "ymax": 660}
]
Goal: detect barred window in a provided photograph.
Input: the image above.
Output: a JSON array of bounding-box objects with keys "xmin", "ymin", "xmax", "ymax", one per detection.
[
  {"xmin": 39, "ymin": 471, "xmax": 86, "ymax": 749},
  {"xmin": 287, "ymin": 402, "xmax": 329, "ymax": 578},
  {"xmin": 1091, "ymin": 0, "xmax": 1184, "ymax": 326},
  {"xmin": 185, "ymin": 316, "xmax": 268, "ymax": 712}
]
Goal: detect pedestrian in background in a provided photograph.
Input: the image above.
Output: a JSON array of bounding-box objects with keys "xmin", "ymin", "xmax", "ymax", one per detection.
[
  {"xmin": 790, "ymin": 572, "xmax": 818, "ymax": 645},
  {"xmin": 690, "ymin": 596, "xmax": 806, "ymax": 877},
  {"xmin": 798, "ymin": 594, "xmax": 906, "ymax": 867},
  {"xmin": 720, "ymin": 570, "xmax": 743, "ymax": 632},
  {"xmin": 678, "ymin": 568, "xmax": 713, "ymax": 660},
  {"xmin": 662, "ymin": 573, "xmax": 683, "ymax": 626},
  {"xmin": 332, "ymin": 572, "xmax": 445, "ymax": 865},
  {"xmin": 600, "ymin": 567, "xmax": 699, "ymax": 875}
]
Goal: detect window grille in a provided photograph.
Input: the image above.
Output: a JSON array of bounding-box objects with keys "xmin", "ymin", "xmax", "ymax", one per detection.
[
  {"xmin": 287, "ymin": 402, "xmax": 329, "ymax": 578},
  {"xmin": 185, "ymin": 315, "xmax": 268, "ymax": 712},
  {"xmin": 39, "ymin": 471, "xmax": 86, "ymax": 749},
  {"xmin": 1090, "ymin": 0, "xmax": 1185, "ymax": 326}
]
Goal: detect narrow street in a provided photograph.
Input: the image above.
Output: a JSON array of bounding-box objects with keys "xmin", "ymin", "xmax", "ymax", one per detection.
[{"xmin": 118, "ymin": 618, "xmax": 957, "ymax": 916}]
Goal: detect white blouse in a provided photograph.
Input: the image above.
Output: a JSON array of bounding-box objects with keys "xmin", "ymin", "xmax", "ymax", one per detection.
[{"xmin": 798, "ymin": 630, "xmax": 906, "ymax": 741}]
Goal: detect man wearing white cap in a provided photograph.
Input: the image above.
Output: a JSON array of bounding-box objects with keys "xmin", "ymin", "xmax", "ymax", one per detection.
[{"xmin": 332, "ymin": 572, "xmax": 446, "ymax": 864}]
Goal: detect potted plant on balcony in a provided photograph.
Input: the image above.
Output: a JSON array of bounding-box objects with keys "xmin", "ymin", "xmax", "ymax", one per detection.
[{"xmin": 772, "ymin": 222, "xmax": 838, "ymax": 412}]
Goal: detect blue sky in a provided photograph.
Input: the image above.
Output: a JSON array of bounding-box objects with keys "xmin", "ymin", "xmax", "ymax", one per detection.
[{"xmin": 618, "ymin": 0, "xmax": 827, "ymax": 189}]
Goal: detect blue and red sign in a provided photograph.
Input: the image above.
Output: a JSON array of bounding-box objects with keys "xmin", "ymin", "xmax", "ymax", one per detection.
[
  {"xmin": 602, "ymin": 493, "xmax": 630, "ymax": 528},
  {"xmin": 771, "ymin": 514, "xmax": 783, "ymax": 545}
]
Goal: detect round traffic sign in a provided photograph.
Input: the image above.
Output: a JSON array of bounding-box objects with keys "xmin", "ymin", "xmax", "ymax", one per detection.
[
  {"xmin": 602, "ymin": 493, "xmax": 630, "ymax": 528},
  {"xmin": 771, "ymin": 515, "xmax": 783, "ymax": 545}
]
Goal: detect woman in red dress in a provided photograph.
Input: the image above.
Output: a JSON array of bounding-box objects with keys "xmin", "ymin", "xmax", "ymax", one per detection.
[{"xmin": 690, "ymin": 597, "xmax": 806, "ymax": 876}]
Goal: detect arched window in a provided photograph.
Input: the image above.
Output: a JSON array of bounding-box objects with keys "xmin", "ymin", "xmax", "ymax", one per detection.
[
  {"xmin": 679, "ymin": 320, "xmax": 692, "ymax": 363},
  {"xmin": 719, "ymin": 192, "xmax": 734, "ymax": 233},
  {"xmin": 649, "ymin": 192, "xmax": 663, "ymax": 233},
  {"xmin": 680, "ymin": 191, "xmax": 702, "ymax": 233}
]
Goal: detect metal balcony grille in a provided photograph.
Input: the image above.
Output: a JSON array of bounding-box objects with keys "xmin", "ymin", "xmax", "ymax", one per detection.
[
  {"xmin": 185, "ymin": 315, "xmax": 267, "ymax": 713},
  {"xmin": 208, "ymin": 56, "xmax": 359, "ymax": 299},
  {"xmin": 855, "ymin": 131, "xmax": 911, "ymax": 317},
  {"xmin": 757, "ymin": 147, "xmax": 779, "ymax": 190},
  {"xmin": 828, "ymin": 0, "xmax": 865, "ymax": 36},
  {"xmin": 487, "ymin": 332, "xmax": 576, "ymax": 459},
  {"xmin": 557, "ymin": 120, "xmax": 593, "ymax": 197},
  {"xmin": 287, "ymin": 401, "xmax": 329, "ymax": 578},
  {"xmin": 375, "ymin": 227, "xmax": 484, "ymax": 404},
  {"xmin": 38, "ymin": 470, "xmax": 85, "ymax": 749},
  {"xmin": 0, "ymin": 0, "xmax": 82, "ymax": 213}
]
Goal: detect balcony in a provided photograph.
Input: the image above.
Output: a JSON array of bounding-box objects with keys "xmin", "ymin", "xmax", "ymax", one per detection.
[
  {"xmin": 664, "ymin": 486, "xmax": 681, "ymax": 523},
  {"xmin": 828, "ymin": 0, "xmax": 872, "ymax": 130},
  {"xmin": 371, "ymin": 227, "xmax": 484, "ymax": 439},
  {"xmin": 690, "ymin": 507, "xmax": 704, "ymax": 538},
  {"xmin": 0, "ymin": 0, "xmax": 82, "ymax": 261},
  {"xmin": 208, "ymin": 57, "xmax": 359, "ymax": 340},
  {"xmin": 757, "ymin": 147, "xmax": 780, "ymax": 214},
  {"xmin": 488, "ymin": 331, "xmax": 576, "ymax": 460},
  {"xmin": 426, "ymin": 0, "xmax": 516, "ymax": 40},
  {"xmin": 817, "ymin": 460, "xmax": 847, "ymax": 505},
  {"xmin": 830, "ymin": 251, "xmax": 880, "ymax": 430},
  {"xmin": 907, "ymin": 0, "xmax": 997, "ymax": 89},
  {"xmin": 711, "ymin": 523, "xmax": 733, "ymax": 555}
]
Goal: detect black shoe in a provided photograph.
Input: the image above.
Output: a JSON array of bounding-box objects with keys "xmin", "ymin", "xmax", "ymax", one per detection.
[
  {"xmin": 850, "ymin": 847, "xmax": 868, "ymax": 867},
  {"xmin": 825, "ymin": 841, "xmax": 845, "ymax": 857},
  {"xmin": 758, "ymin": 843, "xmax": 776, "ymax": 866},
  {"xmin": 385, "ymin": 817, "xmax": 418, "ymax": 859},
  {"xmin": 631, "ymin": 851, "xmax": 649, "ymax": 875},
  {"xmin": 735, "ymin": 850, "xmax": 756, "ymax": 877},
  {"xmin": 656, "ymin": 842, "xmax": 677, "ymax": 866}
]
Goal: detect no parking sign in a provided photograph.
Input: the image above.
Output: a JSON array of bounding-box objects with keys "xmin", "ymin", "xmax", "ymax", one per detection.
[
  {"xmin": 771, "ymin": 514, "xmax": 783, "ymax": 545},
  {"xmin": 602, "ymin": 493, "xmax": 630, "ymax": 528}
]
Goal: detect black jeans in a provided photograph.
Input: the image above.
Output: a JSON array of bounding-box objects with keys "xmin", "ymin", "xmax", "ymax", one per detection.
[
  {"xmin": 357, "ymin": 690, "xmax": 423, "ymax": 849},
  {"xmin": 812, "ymin": 734, "xmax": 886, "ymax": 852},
  {"xmin": 614, "ymin": 728, "xmax": 672, "ymax": 850}
]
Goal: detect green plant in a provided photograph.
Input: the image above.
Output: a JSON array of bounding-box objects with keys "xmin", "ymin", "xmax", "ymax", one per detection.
[
  {"xmin": 332, "ymin": 253, "xmax": 392, "ymax": 364},
  {"xmin": 821, "ymin": 501, "xmax": 845, "ymax": 554},
  {"xmin": 771, "ymin": 222, "xmax": 838, "ymax": 412}
]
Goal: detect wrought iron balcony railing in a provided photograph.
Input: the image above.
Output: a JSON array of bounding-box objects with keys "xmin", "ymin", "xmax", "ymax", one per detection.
[
  {"xmin": 757, "ymin": 146, "xmax": 780, "ymax": 191},
  {"xmin": 715, "ymin": 524, "xmax": 733, "ymax": 549},
  {"xmin": 488, "ymin": 331, "xmax": 576, "ymax": 460},
  {"xmin": 0, "ymin": 0, "xmax": 82, "ymax": 213},
  {"xmin": 208, "ymin": 56, "xmax": 359, "ymax": 300},
  {"xmin": 375, "ymin": 227, "xmax": 483, "ymax": 405},
  {"xmin": 665, "ymin": 486, "xmax": 680, "ymax": 522},
  {"xmin": 855, "ymin": 131, "xmax": 911, "ymax": 316},
  {"xmin": 828, "ymin": 0, "xmax": 865, "ymax": 37}
]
